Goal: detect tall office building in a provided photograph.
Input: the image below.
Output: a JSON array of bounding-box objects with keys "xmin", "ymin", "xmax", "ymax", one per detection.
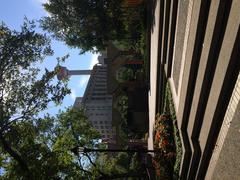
[{"xmin": 73, "ymin": 61, "xmax": 116, "ymax": 144}]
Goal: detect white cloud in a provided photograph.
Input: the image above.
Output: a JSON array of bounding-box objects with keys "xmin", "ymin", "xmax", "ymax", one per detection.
[
  {"xmin": 36, "ymin": 0, "xmax": 49, "ymax": 4},
  {"xmin": 70, "ymin": 89, "xmax": 77, "ymax": 100},
  {"xmin": 89, "ymin": 53, "xmax": 99, "ymax": 69},
  {"xmin": 29, "ymin": 0, "xmax": 50, "ymax": 16},
  {"xmin": 78, "ymin": 76, "xmax": 90, "ymax": 88}
]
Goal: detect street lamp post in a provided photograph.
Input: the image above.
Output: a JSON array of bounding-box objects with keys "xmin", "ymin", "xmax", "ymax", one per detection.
[
  {"xmin": 70, "ymin": 146, "xmax": 160, "ymax": 179},
  {"xmin": 72, "ymin": 146, "xmax": 162, "ymax": 154}
]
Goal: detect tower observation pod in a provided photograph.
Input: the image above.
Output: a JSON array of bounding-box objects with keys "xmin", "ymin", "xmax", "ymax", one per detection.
[{"xmin": 55, "ymin": 66, "xmax": 92, "ymax": 80}]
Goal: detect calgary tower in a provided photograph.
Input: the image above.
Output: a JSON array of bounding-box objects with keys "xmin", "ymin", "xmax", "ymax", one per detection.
[{"xmin": 55, "ymin": 66, "xmax": 92, "ymax": 80}]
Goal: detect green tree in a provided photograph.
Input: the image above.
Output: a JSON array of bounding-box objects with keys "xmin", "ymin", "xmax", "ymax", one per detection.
[
  {"xmin": 0, "ymin": 108, "xmax": 102, "ymax": 179},
  {"xmin": 94, "ymin": 152, "xmax": 147, "ymax": 179},
  {"xmin": 40, "ymin": 0, "xmax": 127, "ymax": 53},
  {"xmin": 0, "ymin": 20, "xmax": 70, "ymax": 177}
]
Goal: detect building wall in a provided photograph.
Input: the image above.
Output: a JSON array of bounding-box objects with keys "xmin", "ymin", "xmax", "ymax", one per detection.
[
  {"xmin": 74, "ymin": 64, "xmax": 116, "ymax": 143},
  {"xmin": 154, "ymin": 0, "xmax": 240, "ymax": 179}
]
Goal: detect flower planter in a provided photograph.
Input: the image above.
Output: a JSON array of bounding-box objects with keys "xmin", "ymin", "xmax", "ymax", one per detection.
[{"xmin": 152, "ymin": 114, "xmax": 176, "ymax": 179}]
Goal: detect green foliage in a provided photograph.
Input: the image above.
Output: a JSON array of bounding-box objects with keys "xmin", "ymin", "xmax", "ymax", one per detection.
[
  {"xmin": 94, "ymin": 152, "xmax": 142, "ymax": 178},
  {"xmin": 116, "ymin": 67, "xmax": 135, "ymax": 82},
  {"xmin": 114, "ymin": 95, "xmax": 128, "ymax": 122},
  {"xmin": 0, "ymin": 19, "xmax": 70, "ymax": 124},
  {"xmin": 163, "ymin": 83, "xmax": 182, "ymax": 178},
  {"xmin": 0, "ymin": 108, "xmax": 101, "ymax": 179},
  {"xmin": 0, "ymin": 20, "xmax": 73, "ymax": 178},
  {"xmin": 41, "ymin": 0, "xmax": 127, "ymax": 53},
  {"xmin": 40, "ymin": 0, "xmax": 147, "ymax": 54},
  {"xmin": 113, "ymin": 3, "xmax": 147, "ymax": 52},
  {"xmin": 153, "ymin": 82, "xmax": 183, "ymax": 179}
]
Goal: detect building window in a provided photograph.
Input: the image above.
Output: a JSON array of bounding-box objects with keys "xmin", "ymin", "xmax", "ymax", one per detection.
[{"xmin": 92, "ymin": 93, "xmax": 106, "ymax": 96}]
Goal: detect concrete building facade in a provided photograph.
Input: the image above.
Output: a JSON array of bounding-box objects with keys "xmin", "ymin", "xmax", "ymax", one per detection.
[
  {"xmin": 73, "ymin": 62, "xmax": 116, "ymax": 144},
  {"xmin": 149, "ymin": 0, "xmax": 240, "ymax": 179}
]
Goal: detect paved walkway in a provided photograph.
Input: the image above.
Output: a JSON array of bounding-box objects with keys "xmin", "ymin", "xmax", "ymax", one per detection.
[{"xmin": 148, "ymin": 0, "xmax": 160, "ymax": 151}]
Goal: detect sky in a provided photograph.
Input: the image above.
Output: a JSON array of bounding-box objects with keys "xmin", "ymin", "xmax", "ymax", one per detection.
[{"xmin": 0, "ymin": 0, "xmax": 98, "ymax": 115}]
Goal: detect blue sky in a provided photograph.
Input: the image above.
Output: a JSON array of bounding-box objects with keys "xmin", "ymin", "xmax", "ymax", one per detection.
[{"xmin": 0, "ymin": 0, "xmax": 97, "ymax": 115}]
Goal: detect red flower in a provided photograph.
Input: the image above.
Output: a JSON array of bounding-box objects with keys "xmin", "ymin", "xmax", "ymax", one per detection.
[
  {"xmin": 160, "ymin": 139, "xmax": 169, "ymax": 149},
  {"xmin": 155, "ymin": 131, "xmax": 161, "ymax": 141}
]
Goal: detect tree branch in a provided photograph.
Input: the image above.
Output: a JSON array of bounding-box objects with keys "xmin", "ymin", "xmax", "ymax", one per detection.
[
  {"xmin": 0, "ymin": 100, "xmax": 41, "ymax": 134},
  {"xmin": 68, "ymin": 124, "xmax": 94, "ymax": 179},
  {"xmin": 0, "ymin": 115, "xmax": 24, "ymax": 134},
  {"xmin": 0, "ymin": 134, "xmax": 30, "ymax": 174},
  {"xmin": 83, "ymin": 152, "xmax": 107, "ymax": 177}
]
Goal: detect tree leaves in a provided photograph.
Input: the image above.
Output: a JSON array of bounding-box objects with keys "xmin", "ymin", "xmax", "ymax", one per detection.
[
  {"xmin": 0, "ymin": 106, "xmax": 102, "ymax": 179},
  {"xmin": 40, "ymin": 0, "xmax": 126, "ymax": 54},
  {"xmin": 0, "ymin": 21, "xmax": 71, "ymax": 178}
]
